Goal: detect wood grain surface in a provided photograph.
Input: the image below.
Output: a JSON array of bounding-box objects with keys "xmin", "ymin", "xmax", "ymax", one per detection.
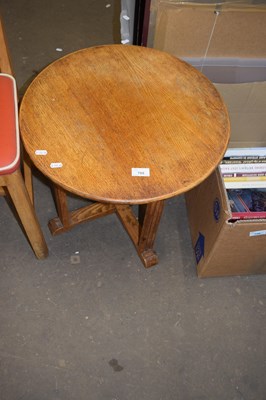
[{"xmin": 19, "ymin": 45, "xmax": 230, "ymax": 204}]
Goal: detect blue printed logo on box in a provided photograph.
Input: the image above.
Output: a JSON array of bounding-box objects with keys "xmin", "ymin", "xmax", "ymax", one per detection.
[
  {"xmin": 194, "ymin": 232, "xmax": 205, "ymax": 264},
  {"xmin": 213, "ymin": 198, "xmax": 220, "ymax": 222}
]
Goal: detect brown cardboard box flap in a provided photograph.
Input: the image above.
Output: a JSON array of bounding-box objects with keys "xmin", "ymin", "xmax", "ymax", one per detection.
[
  {"xmin": 198, "ymin": 221, "xmax": 266, "ymax": 277},
  {"xmin": 152, "ymin": 1, "xmax": 266, "ymax": 59},
  {"xmin": 185, "ymin": 169, "xmax": 230, "ymax": 266},
  {"xmin": 214, "ymin": 82, "xmax": 266, "ymax": 147}
]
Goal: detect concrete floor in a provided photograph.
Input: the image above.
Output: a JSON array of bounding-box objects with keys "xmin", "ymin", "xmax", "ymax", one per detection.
[{"xmin": 0, "ymin": 1, "xmax": 266, "ymax": 399}]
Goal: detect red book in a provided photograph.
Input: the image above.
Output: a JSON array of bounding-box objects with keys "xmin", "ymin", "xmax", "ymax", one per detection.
[{"xmin": 227, "ymin": 188, "xmax": 266, "ymax": 220}]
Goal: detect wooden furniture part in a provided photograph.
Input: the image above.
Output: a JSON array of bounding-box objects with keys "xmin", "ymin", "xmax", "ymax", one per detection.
[
  {"xmin": 0, "ymin": 15, "xmax": 47, "ymax": 259},
  {"xmin": 0, "ymin": 15, "xmax": 12, "ymax": 198},
  {"xmin": 0, "ymin": 16, "xmax": 12, "ymax": 75},
  {"xmin": 0, "ymin": 73, "xmax": 48, "ymax": 259},
  {"xmin": 19, "ymin": 45, "xmax": 230, "ymax": 267},
  {"xmin": 0, "ymin": 15, "xmax": 34, "ymax": 202}
]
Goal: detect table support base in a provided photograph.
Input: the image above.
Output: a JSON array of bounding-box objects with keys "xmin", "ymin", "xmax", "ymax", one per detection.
[
  {"xmin": 48, "ymin": 186, "xmax": 164, "ymax": 268},
  {"xmin": 115, "ymin": 202, "xmax": 164, "ymax": 268}
]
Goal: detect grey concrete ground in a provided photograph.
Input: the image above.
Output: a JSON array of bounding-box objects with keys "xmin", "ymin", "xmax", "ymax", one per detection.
[{"xmin": 0, "ymin": 1, "xmax": 266, "ymax": 399}]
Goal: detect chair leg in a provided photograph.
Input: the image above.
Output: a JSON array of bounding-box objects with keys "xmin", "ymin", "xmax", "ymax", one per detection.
[
  {"xmin": 0, "ymin": 17, "xmax": 13, "ymax": 75},
  {"xmin": 5, "ymin": 169, "xmax": 48, "ymax": 259}
]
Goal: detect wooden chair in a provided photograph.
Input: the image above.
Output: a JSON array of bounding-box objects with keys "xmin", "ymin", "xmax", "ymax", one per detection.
[{"xmin": 0, "ymin": 16, "xmax": 48, "ymax": 259}]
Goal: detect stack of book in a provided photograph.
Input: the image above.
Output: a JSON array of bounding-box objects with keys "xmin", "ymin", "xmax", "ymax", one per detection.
[
  {"xmin": 220, "ymin": 148, "xmax": 266, "ymax": 220},
  {"xmin": 220, "ymin": 147, "xmax": 266, "ymax": 189}
]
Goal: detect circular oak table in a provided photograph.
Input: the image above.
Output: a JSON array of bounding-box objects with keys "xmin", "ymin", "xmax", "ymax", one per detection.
[{"xmin": 20, "ymin": 45, "xmax": 230, "ymax": 267}]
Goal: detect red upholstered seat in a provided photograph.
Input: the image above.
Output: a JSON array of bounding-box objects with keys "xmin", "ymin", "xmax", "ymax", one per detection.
[{"xmin": 0, "ymin": 73, "xmax": 20, "ymax": 175}]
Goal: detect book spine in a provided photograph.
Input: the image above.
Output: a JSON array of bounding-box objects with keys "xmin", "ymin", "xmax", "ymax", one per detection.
[
  {"xmin": 221, "ymin": 158, "xmax": 266, "ymax": 164},
  {"xmin": 231, "ymin": 212, "xmax": 266, "ymax": 220},
  {"xmin": 224, "ymin": 148, "xmax": 266, "ymax": 158},
  {"xmin": 224, "ymin": 178, "xmax": 266, "ymax": 184},
  {"xmin": 224, "ymin": 181, "xmax": 266, "ymax": 189},
  {"xmin": 220, "ymin": 163, "xmax": 266, "ymax": 174},
  {"xmin": 222, "ymin": 172, "xmax": 266, "ymax": 178}
]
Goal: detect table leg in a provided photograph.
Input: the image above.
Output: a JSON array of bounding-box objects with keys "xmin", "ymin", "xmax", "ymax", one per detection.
[
  {"xmin": 115, "ymin": 200, "xmax": 164, "ymax": 268},
  {"xmin": 48, "ymin": 185, "xmax": 116, "ymax": 235},
  {"xmin": 22, "ymin": 149, "xmax": 34, "ymax": 205},
  {"xmin": 48, "ymin": 185, "xmax": 164, "ymax": 268},
  {"xmin": 138, "ymin": 201, "xmax": 164, "ymax": 263},
  {"xmin": 51, "ymin": 184, "xmax": 71, "ymax": 232}
]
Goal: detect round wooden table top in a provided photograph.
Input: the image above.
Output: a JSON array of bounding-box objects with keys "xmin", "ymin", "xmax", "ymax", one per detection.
[{"xmin": 20, "ymin": 45, "xmax": 230, "ymax": 204}]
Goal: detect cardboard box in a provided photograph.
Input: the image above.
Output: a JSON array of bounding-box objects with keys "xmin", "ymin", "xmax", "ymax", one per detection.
[
  {"xmin": 185, "ymin": 82, "xmax": 266, "ymax": 277},
  {"xmin": 148, "ymin": 1, "xmax": 266, "ymax": 83},
  {"xmin": 146, "ymin": 1, "xmax": 266, "ymax": 276},
  {"xmin": 185, "ymin": 169, "xmax": 266, "ymax": 278},
  {"xmin": 150, "ymin": 1, "xmax": 266, "ymax": 56}
]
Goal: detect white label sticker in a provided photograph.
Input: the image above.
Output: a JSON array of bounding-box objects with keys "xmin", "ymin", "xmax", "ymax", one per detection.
[
  {"xmin": 132, "ymin": 168, "xmax": 150, "ymax": 177},
  {"xmin": 249, "ymin": 230, "xmax": 266, "ymax": 237},
  {"xmin": 121, "ymin": 39, "xmax": 130, "ymax": 45},
  {"xmin": 50, "ymin": 162, "xmax": 63, "ymax": 168},
  {"xmin": 35, "ymin": 150, "xmax": 47, "ymax": 155}
]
